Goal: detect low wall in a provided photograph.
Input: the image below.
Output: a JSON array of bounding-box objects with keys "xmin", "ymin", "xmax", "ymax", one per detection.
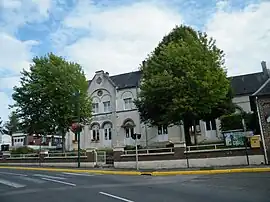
[
  {"xmin": 114, "ymin": 155, "xmax": 264, "ymax": 169},
  {"xmin": 0, "ymin": 162, "xmax": 96, "ymax": 168},
  {"xmin": 114, "ymin": 147, "xmax": 265, "ymax": 169},
  {"xmin": 0, "ymin": 151, "xmax": 96, "ymax": 168}
]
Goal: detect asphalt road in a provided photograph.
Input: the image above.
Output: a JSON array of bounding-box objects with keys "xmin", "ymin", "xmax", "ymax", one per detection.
[{"xmin": 0, "ymin": 168, "xmax": 269, "ymax": 202}]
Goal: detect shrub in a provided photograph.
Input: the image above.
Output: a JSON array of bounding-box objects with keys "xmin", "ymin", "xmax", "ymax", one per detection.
[
  {"xmin": 220, "ymin": 112, "xmax": 260, "ymax": 133},
  {"xmin": 11, "ymin": 146, "xmax": 35, "ymax": 154}
]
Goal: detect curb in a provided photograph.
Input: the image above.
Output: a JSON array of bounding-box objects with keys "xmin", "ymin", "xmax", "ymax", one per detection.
[
  {"xmin": 0, "ymin": 166, "xmax": 142, "ymax": 175},
  {"xmin": 0, "ymin": 166, "xmax": 270, "ymax": 176}
]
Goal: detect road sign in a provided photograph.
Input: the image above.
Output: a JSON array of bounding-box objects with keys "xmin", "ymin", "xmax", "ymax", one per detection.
[{"xmin": 250, "ymin": 135, "xmax": 260, "ymax": 148}]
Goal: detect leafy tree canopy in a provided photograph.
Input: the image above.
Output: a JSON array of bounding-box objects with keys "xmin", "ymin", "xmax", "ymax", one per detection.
[
  {"xmin": 11, "ymin": 53, "xmax": 92, "ymax": 137},
  {"xmin": 135, "ymin": 25, "xmax": 232, "ymax": 127},
  {"xmin": 4, "ymin": 111, "xmax": 21, "ymax": 135}
]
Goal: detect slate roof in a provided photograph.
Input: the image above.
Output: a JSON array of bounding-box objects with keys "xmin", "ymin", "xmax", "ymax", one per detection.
[
  {"xmin": 253, "ymin": 78, "xmax": 270, "ymax": 96},
  {"xmin": 88, "ymin": 70, "xmax": 269, "ymax": 96},
  {"xmin": 88, "ymin": 71, "xmax": 142, "ymax": 89},
  {"xmin": 110, "ymin": 71, "xmax": 142, "ymax": 89},
  {"xmin": 229, "ymin": 72, "xmax": 269, "ymax": 96}
]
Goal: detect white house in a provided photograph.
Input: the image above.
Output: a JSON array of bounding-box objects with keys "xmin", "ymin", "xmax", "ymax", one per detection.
[{"xmin": 65, "ymin": 61, "xmax": 270, "ymax": 150}]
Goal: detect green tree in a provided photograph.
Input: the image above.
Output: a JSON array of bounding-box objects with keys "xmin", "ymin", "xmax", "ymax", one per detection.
[
  {"xmin": 11, "ymin": 53, "xmax": 92, "ymax": 151},
  {"xmin": 135, "ymin": 25, "xmax": 232, "ymax": 145},
  {"xmin": 0, "ymin": 118, "xmax": 4, "ymax": 134},
  {"xmin": 4, "ymin": 111, "xmax": 21, "ymax": 135}
]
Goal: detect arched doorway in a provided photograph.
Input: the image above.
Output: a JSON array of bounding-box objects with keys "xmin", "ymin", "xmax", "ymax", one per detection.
[{"xmin": 122, "ymin": 119, "xmax": 135, "ymax": 145}]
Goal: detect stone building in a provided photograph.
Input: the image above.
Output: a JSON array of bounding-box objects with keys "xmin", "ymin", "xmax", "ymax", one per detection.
[{"xmin": 65, "ymin": 61, "xmax": 270, "ymax": 151}]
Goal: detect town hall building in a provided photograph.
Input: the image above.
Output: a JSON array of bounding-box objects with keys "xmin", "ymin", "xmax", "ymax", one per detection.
[{"xmin": 65, "ymin": 61, "xmax": 270, "ymax": 151}]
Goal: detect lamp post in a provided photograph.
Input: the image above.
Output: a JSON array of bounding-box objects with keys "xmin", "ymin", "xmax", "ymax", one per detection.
[{"xmin": 72, "ymin": 91, "xmax": 81, "ymax": 168}]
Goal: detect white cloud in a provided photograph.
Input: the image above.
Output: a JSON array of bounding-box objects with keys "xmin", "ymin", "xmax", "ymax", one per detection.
[
  {"xmin": 0, "ymin": 32, "xmax": 37, "ymax": 75},
  {"xmin": 0, "ymin": 0, "xmax": 22, "ymax": 9},
  {"xmin": 0, "ymin": 33, "xmax": 35, "ymax": 121},
  {"xmin": 0, "ymin": 76, "xmax": 20, "ymax": 90},
  {"xmin": 0, "ymin": 0, "xmax": 52, "ymax": 33},
  {"xmin": 52, "ymin": 1, "xmax": 183, "ymax": 77},
  {"xmin": 0, "ymin": 0, "xmax": 50, "ymax": 121},
  {"xmin": 0, "ymin": 92, "xmax": 13, "ymax": 122},
  {"xmin": 206, "ymin": 1, "xmax": 270, "ymax": 76}
]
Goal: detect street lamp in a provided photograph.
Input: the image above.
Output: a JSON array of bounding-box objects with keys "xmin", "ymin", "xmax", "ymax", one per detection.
[{"xmin": 71, "ymin": 90, "xmax": 81, "ymax": 168}]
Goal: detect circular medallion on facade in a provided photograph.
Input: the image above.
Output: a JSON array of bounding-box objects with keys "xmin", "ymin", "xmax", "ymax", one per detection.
[
  {"xmin": 96, "ymin": 77, "xmax": 102, "ymax": 84},
  {"xmin": 97, "ymin": 90, "xmax": 103, "ymax": 96}
]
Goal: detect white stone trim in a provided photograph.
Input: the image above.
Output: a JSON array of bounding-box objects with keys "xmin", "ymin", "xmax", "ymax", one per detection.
[
  {"xmin": 0, "ymin": 162, "xmax": 96, "ymax": 168},
  {"xmin": 114, "ymin": 155, "xmax": 264, "ymax": 169}
]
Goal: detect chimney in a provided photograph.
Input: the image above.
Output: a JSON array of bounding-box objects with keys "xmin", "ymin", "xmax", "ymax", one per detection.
[
  {"xmin": 261, "ymin": 61, "xmax": 270, "ymax": 77},
  {"xmin": 142, "ymin": 60, "xmax": 146, "ymax": 66},
  {"xmin": 95, "ymin": 70, "xmax": 104, "ymax": 75},
  {"xmin": 105, "ymin": 72, "xmax": 109, "ymax": 76}
]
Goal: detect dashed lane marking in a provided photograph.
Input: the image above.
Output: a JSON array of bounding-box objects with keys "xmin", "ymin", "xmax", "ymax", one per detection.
[
  {"xmin": 41, "ymin": 178, "xmax": 76, "ymax": 186},
  {"xmin": 33, "ymin": 174, "xmax": 66, "ymax": 180}
]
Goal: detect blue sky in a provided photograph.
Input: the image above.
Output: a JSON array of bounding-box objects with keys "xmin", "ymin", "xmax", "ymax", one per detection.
[{"xmin": 0, "ymin": 0, "xmax": 270, "ymax": 122}]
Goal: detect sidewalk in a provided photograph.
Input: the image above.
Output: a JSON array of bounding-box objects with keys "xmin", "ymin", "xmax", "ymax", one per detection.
[{"xmin": 0, "ymin": 164, "xmax": 270, "ymax": 176}]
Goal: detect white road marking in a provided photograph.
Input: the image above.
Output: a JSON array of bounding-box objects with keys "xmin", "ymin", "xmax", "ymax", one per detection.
[
  {"xmin": 62, "ymin": 172, "xmax": 96, "ymax": 177},
  {"xmin": 18, "ymin": 176, "xmax": 45, "ymax": 184},
  {"xmin": 0, "ymin": 178, "xmax": 25, "ymax": 188},
  {"xmin": 99, "ymin": 192, "xmax": 134, "ymax": 202},
  {"xmin": 33, "ymin": 174, "xmax": 66, "ymax": 180},
  {"xmin": 0, "ymin": 171, "xmax": 27, "ymax": 177},
  {"xmin": 41, "ymin": 178, "xmax": 76, "ymax": 186}
]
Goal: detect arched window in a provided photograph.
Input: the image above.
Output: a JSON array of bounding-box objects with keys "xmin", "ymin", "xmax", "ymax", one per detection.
[
  {"xmin": 122, "ymin": 119, "xmax": 135, "ymax": 138},
  {"xmin": 103, "ymin": 122, "xmax": 112, "ymax": 140},
  {"xmin": 91, "ymin": 124, "xmax": 100, "ymax": 141}
]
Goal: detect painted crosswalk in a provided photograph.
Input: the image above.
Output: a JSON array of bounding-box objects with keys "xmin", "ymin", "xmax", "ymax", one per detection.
[
  {"xmin": 0, "ymin": 178, "xmax": 26, "ymax": 188},
  {"xmin": 0, "ymin": 171, "xmax": 102, "ymax": 190}
]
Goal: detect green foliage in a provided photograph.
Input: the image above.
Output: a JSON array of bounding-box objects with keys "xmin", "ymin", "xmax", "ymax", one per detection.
[
  {"xmin": 11, "ymin": 53, "xmax": 92, "ymax": 138},
  {"xmin": 4, "ymin": 111, "xmax": 21, "ymax": 135},
  {"xmin": 11, "ymin": 146, "xmax": 35, "ymax": 154},
  {"xmin": 135, "ymin": 25, "xmax": 231, "ymax": 127},
  {"xmin": 220, "ymin": 113, "xmax": 243, "ymax": 131},
  {"xmin": 0, "ymin": 118, "xmax": 4, "ymax": 134},
  {"xmin": 220, "ymin": 112, "xmax": 260, "ymax": 133}
]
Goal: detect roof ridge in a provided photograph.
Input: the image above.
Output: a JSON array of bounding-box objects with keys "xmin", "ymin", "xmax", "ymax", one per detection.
[
  {"xmin": 109, "ymin": 70, "xmax": 141, "ymax": 78},
  {"xmin": 252, "ymin": 77, "xmax": 270, "ymax": 96}
]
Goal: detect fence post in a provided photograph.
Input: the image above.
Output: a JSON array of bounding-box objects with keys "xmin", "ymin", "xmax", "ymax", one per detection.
[{"xmin": 244, "ymin": 137, "xmax": 250, "ymax": 166}]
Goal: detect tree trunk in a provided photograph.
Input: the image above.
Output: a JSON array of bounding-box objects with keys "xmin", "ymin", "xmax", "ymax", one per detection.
[
  {"xmin": 183, "ymin": 119, "xmax": 192, "ymax": 146},
  {"xmin": 193, "ymin": 120, "xmax": 198, "ymax": 145},
  {"xmin": 61, "ymin": 129, "xmax": 66, "ymax": 153}
]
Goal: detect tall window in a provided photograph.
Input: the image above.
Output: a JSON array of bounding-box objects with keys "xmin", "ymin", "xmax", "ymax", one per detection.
[
  {"xmin": 124, "ymin": 98, "xmax": 133, "ymax": 110},
  {"xmin": 125, "ymin": 127, "xmax": 134, "ymax": 138},
  {"xmin": 92, "ymin": 103, "xmax": 99, "ymax": 113},
  {"xmin": 104, "ymin": 128, "xmax": 112, "ymax": 140},
  {"xmin": 158, "ymin": 125, "xmax": 168, "ymax": 135},
  {"xmin": 91, "ymin": 125, "xmax": 100, "ymax": 141},
  {"xmin": 206, "ymin": 120, "xmax": 217, "ymax": 131},
  {"xmin": 103, "ymin": 101, "xmax": 111, "ymax": 112}
]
